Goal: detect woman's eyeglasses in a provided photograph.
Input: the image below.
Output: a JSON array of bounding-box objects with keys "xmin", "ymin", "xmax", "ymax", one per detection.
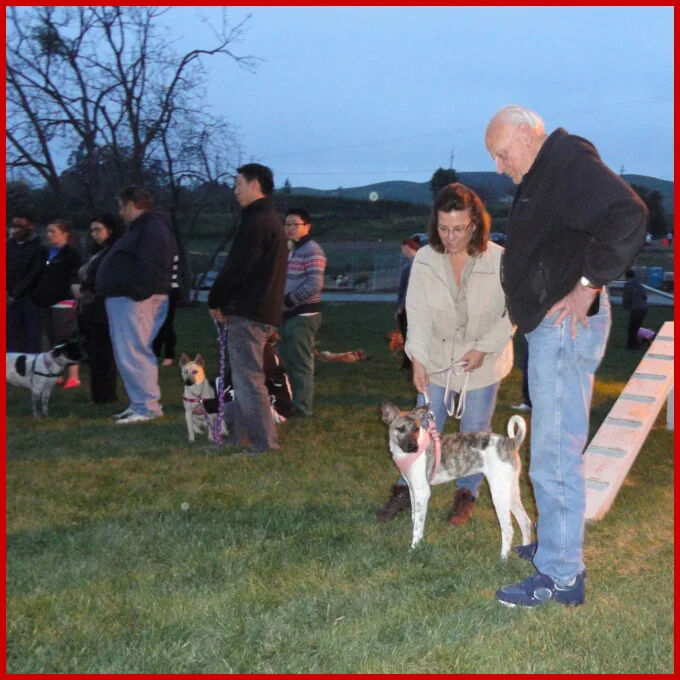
[{"xmin": 437, "ymin": 222, "xmax": 473, "ymax": 237}]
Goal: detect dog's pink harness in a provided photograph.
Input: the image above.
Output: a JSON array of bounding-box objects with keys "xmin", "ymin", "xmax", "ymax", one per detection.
[
  {"xmin": 183, "ymin": 395, "xmax": 206, "ymax": 416},
  {"xmin": 394, "ymin": 419, "xmax": 441, "ymax": 482}
]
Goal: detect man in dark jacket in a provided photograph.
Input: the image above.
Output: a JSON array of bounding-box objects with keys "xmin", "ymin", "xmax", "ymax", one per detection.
[
  {"xmin": 485, "ymin": 105, "xmax": 648, "ymax": 608},
  {"xmin": 6, "ymin": 213, "xmax": 45, "ymax": 352},
  {"xmin": 208, "ymin": 163, "xmax": 288, "ymax": 454},
  {"xmin": 96, "ymin": 186, "xmax": 177, "ymax": 423}
]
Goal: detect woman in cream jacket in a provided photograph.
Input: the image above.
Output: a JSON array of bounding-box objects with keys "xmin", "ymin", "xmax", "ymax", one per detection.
[{"xmin": 375, "ymin": 183, "xmax": 514, "ymax": 526}]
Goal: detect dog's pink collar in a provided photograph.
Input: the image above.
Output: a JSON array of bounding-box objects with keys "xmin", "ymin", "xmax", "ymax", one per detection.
[{"xmin": 394, "ymin": 420, "xmax": 441, "ymax": 482}]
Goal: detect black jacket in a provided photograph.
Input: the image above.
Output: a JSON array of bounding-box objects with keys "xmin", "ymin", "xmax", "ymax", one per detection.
[
  {"xmin": 208, "ymin": 197, "xmax": 288, "ymax": 326},
  {"xmin": 502, "ymin": 128, "xmax": 648, "ymax": 333},
  {"xmin": 6, "ymin": 233, "xmax": 45, "ymax": 300},
  {"xmin": 32, "ymin": 243, "xmax": 82, "ymax": 307},
  {"xmin": 95, "ymin": 210, "xmax": 177, "ymax": 301}
]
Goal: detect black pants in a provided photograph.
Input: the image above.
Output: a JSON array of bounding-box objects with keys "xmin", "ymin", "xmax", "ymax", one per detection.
[
  {"xmin": 627, "ymin": 308, "xmax": 648, "ymax": 349},
  {"xmin": 152, "ymin": 287, "xmax": 180, "ymax": 360},
  {"xmin": 6, "ymin": 295, "xmax": 43, "ymax": 353},
  {"xmin": 396, "ymin": 309, "xmax": 411, "ymax": 370},
  {"xmin": 520, "ymin": 335, "xmax": 532, "ymax": 407},
  {"xmin": 84, "ymin": 319, "xmax": 118, "ymax": 403}
]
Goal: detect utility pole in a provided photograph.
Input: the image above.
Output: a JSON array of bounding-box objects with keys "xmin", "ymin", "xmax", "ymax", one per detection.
[
  {"xmin": 449, "ymin": 149, "xmax": 455, "ymax": 169},
  {"xmin": 620, "ymin": 164, "xmax": 625, "ymax": 176}
]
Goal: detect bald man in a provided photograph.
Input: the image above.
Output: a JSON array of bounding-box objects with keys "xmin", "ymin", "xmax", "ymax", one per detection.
[{"xmin": 485, "ymin": 105, "xmax": 647, "ymax": 608}]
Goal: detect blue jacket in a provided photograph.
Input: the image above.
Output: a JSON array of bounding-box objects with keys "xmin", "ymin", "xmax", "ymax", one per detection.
[{"xmin": 95, "ymin": 211, "xmax": 177, "ymax": 301}]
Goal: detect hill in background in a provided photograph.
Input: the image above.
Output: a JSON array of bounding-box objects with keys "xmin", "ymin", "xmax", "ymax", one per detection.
[{"xmin": 291, "ymin": 172, "xmax": 674, "ymax": 214}]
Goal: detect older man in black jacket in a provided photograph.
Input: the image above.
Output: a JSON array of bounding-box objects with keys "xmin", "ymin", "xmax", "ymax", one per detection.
[
  {"xmin": 485, "ymin": 105, "xmax": 648, "ymax": 608},
  {"xmin": 208, "ymin": 163, "xmax": 288, "ymax": 454}
]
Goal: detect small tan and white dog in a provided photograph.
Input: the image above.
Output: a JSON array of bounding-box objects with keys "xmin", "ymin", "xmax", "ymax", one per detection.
[
  {"xmin": 179, "ymin": 353, "xmax": 228, "ymax": 443},
  {"xmin": 380, "ymin": 401, "xmax": 533, "ymax": 559}
]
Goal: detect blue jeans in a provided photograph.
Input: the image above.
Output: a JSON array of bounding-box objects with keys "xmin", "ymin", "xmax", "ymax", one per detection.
[
  {"xmin": 527, "ymin": 293, "xmax": 611, "ymax": 586},
  {"xmin": 105, "ymin": 295, "xmax": 168, "ymax": 416},
  {"xmin": 397, "ymin": 381, "xmax": 500, "ymax": 496},
  {"xmin": 226, "ymin": 315, "xmax": 279, "ymax": 452}
]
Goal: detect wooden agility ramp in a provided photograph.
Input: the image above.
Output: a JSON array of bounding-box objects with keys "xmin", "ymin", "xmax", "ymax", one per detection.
[{"xmin": 584, "ymin": 320, "xmax": 675, "ymax": 521}]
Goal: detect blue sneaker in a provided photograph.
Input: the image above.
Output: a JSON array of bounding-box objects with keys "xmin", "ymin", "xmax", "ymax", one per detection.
[
  {"xmin": 514, "ymin": 542, "xmax": 537, "ymax": 561},
  {"xmin": 496, "ymin": 572, "xmax": 585, "ymax": 608}
]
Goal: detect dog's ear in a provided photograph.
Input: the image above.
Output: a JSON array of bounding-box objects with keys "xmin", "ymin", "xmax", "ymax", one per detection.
[
  {"xmin": 412, "ymin": 405, "xmax": 430, "ymax": 422},
  {"xmin": 194, "ymin": 354, "xmax": 205, "ymax": 367},
  {"xmin": 380, "ymin": 401, "xmax": 401, "ymax": 424},
  {"xmin": 179, "ymin": 353, "xmax": 190, "ymax": 367}
]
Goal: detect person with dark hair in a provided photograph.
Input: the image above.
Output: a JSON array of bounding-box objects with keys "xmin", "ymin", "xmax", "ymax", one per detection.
[
  {"xmin": 375, "ymin": 183, "xmax": 514, "ymax": 527},
  {"xmin": 485, "ymin": 105, "xmax": 647, "ymax": 608},
  {"xmin": 208, "ymin": 164, "xmax": 288, "ymax": 454},
  {"xmin": 152, "ymin": 253, "xmax": 180, "ymax": 366},
  {"xmin": 278, "ymin": 208, "xmax": 327, "ymax": 417},
  {"xmin": 33, "ymin": 219, "xmax": 82, "ymax": 387},
  {"xmin": 233, "ymin": 162, "xmax": 275, "ymax": 196},
  {"xmin": 72, "ymin": 213, "xmax": 124, "ymax": 403},
  {"xmin": 622, "ymin": 269, "xmax": 648, "ymax": 350},
  {"xmin": 395, "ymin": 237, "xmax": 421, "ymax": 371},
  {"xmin": 95, "ymin": 185, "xmax": 177, "ymax": 423},
  {"xmin": 7, "ymin": 213, "xmax": 45, "ymax": 353}
]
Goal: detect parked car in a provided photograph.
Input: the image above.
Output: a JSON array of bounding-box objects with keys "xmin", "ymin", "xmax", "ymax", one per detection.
[{"xmin": 490, "ymin": 232, "xmax": 507, "ymax": 246}]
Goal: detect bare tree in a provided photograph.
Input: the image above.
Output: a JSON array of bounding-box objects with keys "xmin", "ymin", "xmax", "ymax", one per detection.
[{"xmin": 6, "ymin": 6, "xmax": 259, "ymax": 296}]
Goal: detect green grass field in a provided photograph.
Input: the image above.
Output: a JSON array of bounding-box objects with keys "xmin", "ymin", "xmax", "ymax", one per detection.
[{"xmin": 6, "ymin": 303, "xmax": 674, "ymax": 673}]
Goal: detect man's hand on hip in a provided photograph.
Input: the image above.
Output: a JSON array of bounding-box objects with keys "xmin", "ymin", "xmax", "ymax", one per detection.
[{"xmin": 547, "ymin": 282, "xmax": 599, "ymax": 339}]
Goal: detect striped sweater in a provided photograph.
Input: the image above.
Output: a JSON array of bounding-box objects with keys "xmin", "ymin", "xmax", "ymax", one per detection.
[{"xmin": 282, "ymin": 235, "xmax": 327, "ymax": 320}]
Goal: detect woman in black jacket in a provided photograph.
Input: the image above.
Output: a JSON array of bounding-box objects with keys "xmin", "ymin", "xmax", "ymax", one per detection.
[
  {"xmin": 72, "ymin": 213, "xmax": 124, "ymax": 404},
  {"xmin": 33, "ymin": 219, "xmax": 82, "ymax": 387}
]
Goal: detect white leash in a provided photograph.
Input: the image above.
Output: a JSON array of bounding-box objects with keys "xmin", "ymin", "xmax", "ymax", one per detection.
[{"xmin": 427, "ymin": 360, "xmax": 469, "ymax": 419}]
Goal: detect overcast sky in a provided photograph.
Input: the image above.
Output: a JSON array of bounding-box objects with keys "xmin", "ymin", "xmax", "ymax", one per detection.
[{"xmin": 165, "ymin": 6, "xmax": 673, "ymax": 190}]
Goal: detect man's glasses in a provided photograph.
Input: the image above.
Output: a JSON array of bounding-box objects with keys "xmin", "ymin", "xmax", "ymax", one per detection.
[
  {"xmin": 285, "ymin": 221, "xmax": 308, "ymax": 228},
  {"xmin": 437, "ymin": 221, "xmax": 473, "ymax": 237}
]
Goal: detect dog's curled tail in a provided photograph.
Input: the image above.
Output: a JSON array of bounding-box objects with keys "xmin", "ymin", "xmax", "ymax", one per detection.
[{"xmin": 507, "ymin": 415, "xmax": 527, "ymax": 449}]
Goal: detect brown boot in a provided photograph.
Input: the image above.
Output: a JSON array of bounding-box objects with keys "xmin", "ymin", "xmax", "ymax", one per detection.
[
  {"xmin": 449, "ymin": 489, "xmax": 475, "ymax": 526},
  {"xmin": 375, "ymin": 483, "xmax": 411, "ymax": 523}
]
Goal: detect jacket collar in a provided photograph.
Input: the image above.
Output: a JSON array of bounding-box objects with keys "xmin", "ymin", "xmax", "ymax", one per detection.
[
  {"xmin": 293, "ymin": 234, "xmax": 312, "ymax": 249},
  {"xmin": 241, "ymin": 196, "xmax": 273, "ymax": 217},
  {"xmin": 419, "ymin": 244, "xmax": 496, "ymax": 278},
  {"xmin": 520, "ymin": 127, "xmax": 568, "ymax": 189}
]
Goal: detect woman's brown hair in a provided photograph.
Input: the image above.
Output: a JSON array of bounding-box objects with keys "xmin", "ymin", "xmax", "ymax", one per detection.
[{"xmin": 427, "ymin": 183, "xmax": 491, "ymax": 256}]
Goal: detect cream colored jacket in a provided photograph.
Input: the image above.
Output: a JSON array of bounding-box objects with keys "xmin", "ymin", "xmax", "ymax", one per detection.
[{"xmin": 404, "ymin": 242, "xmax": 514, "ymax": 391}]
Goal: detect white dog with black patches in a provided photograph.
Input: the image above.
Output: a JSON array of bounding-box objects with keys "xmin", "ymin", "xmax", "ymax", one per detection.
[
  {"xmin": 380, "ymin": 401, "xmax": 533, "ymax": 559},
  {"xmin": 7, "ymin": 342, "xmax": 83, "ymax": 417}
]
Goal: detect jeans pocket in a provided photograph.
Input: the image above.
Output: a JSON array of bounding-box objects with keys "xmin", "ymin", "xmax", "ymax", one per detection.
[{"xmin": 575, "ymin": 314, "xmax": 609, "ymax": 369}]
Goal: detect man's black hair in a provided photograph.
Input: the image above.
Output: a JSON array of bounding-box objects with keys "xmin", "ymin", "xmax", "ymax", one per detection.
[
  {"xmin": 285, "ymin": 208, "xmax": 311, "ymax": 224},
  {"xmin": 237, "ymin": 163, "xmax": 275, "ymax": 196}
]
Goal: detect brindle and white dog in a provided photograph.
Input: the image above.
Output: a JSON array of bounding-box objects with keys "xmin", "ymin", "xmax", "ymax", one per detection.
[
  {"xmin": 7, "ymin": 341, "xmax": 83, "ymax": 417},
  {"xmin": 380, "ymin": 401, "xmax": 533, "ymax": 559},
  {"xmin": 179, "ymin": 353, "xmax": 228, "ymax": 443}
]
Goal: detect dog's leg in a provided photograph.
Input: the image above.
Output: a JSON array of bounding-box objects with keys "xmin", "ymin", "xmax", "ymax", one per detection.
[
  {"xmin": 31, "ymin": 390, "xmax": 42, "ymax": 418},
  {"xmin": 486, "ymin": 466, "xmax": 515, "ymax": 560},
  {"xmin": 207, "ymin": 415, "xmax": 216, "ymax": 442},
  {"xmin": 510, "ymin": 470, "xmax": 533, "ymax": 546},
  {"xmin": 185, "ymin": 410, "xmax": 195, "ymax": 442},
  {"xmin": 408, "ymin": 478, "xmax": 430, "ymax": 549}
]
